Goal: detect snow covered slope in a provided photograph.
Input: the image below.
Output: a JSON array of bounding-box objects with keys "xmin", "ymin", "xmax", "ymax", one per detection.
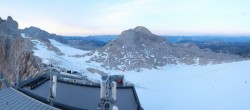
[
  {"xmin": 119, "ymin": 61, "xmax": 250, "ymax": 110},
  {"xmin": 31, "ymin": 38, "xmax": 103, "ymax": 80},
  {"xmin": 31, "ymin": 36, "xmax": 250, "ymax": 110}
]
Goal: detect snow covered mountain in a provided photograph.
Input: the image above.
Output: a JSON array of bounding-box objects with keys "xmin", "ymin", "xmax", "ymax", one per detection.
[
  {"xmin": 21, "ymin": 27, "xmax": 107, "ymax": 51},
  {"xmin": 86, "ymin": 26, "xmax": 244, "ymax": 71},
  {"xmin": 19, "ymin": 34, "xmax": 250, "ymax": 110},
  {"xmin": 0, "ymin": 16, "xmax": 106, "ymax": 85},
  {"xmin": 27, "ymin": 36, "xmax": 250, "ymax": 110},
  {"xmin": 21, "ymin": 33, "xmax": 103, "ymax": 81}
]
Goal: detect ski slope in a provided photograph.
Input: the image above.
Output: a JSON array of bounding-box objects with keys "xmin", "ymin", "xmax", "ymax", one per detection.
[{"xmin": 31, "ymin": 38, "xmax": 250, "ymax": 110}]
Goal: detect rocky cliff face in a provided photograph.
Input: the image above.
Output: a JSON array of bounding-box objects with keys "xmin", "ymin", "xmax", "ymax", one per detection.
[
  {"xmin": 87, "ymin": 26, "xmax": 243, "ymax": 71},
  {"xmin": 0, "ymin": 16, "xmax": 43, "ymax": 85},
  {"xmin": 21, "ymin": 27, "xmax": 64, "ymax": 55}
]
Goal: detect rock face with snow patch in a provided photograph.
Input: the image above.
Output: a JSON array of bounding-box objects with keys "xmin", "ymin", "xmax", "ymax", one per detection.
[
  {"xmin": 21, "ymin": 27, "xmax": 64, "ymax": 55},
  {"xmin": 87, "ymin": 26, "xmax": 243, "ymax": 71},
  {"xmin": 21, "ymin": 27, "xmax": 107, "ymax": 51}
]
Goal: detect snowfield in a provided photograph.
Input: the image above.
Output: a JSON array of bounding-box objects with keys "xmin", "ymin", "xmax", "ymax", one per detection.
[
  {"xmin": 31, "ymin": 39, "xmax": 103, "ymax": 81},
  {"xmin": 123, "ymin": 62, "xmax": 250, "ymax": 110},
  {"xmin": 32, "ymin": 38, "xmax": 250, "ymax": 110}
]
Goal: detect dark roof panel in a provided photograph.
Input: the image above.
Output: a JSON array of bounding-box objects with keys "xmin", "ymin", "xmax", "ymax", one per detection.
[
  {"xmin": 23, "ymin": 80, "xmax": 138, "ymax": 110},
  {"xmin": 0, "ymin": 88, "xmax": 59, "ymax": 110}
]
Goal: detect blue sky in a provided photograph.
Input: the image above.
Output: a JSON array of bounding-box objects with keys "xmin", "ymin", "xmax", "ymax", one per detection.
[{"xmin": 0, "ymin": 0, "xmax": 250, "ymax": 36}]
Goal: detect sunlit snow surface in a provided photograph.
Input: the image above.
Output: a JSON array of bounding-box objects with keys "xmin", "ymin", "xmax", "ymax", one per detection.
[{"xmin": 32, "ymin": 38, "xmax": 250, "ymax": 110}]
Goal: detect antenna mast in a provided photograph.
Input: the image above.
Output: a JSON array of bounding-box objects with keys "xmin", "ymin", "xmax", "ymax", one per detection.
[
  {"xmin": 48, "ymin": 46, "xmax": 57, "ymax": 106},
  {"xmin": 98, "ymin": 75, "xmax": 118, "ymax": 110}
]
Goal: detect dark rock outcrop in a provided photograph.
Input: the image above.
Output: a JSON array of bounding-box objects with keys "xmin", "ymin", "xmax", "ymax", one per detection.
[{"xmin": 0, "ymin": 16, "xmax": 19, "ymax": 36}]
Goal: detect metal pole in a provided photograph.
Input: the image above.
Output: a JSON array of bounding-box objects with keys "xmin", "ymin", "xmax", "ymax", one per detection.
[{"xmin": 49, "ymin": 68, "xmax": 54, "ymax": 106}]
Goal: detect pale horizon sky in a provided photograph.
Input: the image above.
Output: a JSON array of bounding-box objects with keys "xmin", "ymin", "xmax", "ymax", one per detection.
[{"xmin": 1, "ymin": 0, "xmax": 250, "ymax": 36}]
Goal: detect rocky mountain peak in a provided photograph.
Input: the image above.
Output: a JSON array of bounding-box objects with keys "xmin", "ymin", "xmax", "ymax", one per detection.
[
  {"xmin": 87, "ymin": 26, "xmax": 243, "ymax": 71},
  {"xmin": 7, "ymin": 16, "xmax": 13, "ymax": 21},
  {"xmin": 0, "ymin": 16, "xmax": 19, "ymax": 36},
  {"xmin": 21, "ymin": 26, "xmax": 54, "ymax": 42},
  {"xmin": 22, "ymin": 26, "xmax": 46, "ymax": 35},
  {"xmin": 116, "ymin": 26, "xmax": 165, "ymax": 46},
  {"xmin": 133, "ymin": 26, "xmax": 152, "ymax": 35},
  {"xmin": 88, "ymin": 26, "xmax": 172, "ymax": 70}
]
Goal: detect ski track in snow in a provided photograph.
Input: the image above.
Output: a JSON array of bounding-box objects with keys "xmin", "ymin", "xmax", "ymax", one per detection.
[{"xmin": 32, "ymin": 38, "xmax": 250, "ymax": 110}]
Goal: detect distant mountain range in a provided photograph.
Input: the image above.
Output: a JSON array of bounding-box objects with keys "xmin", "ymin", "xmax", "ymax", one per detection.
[
  {"xmin": 165, "ymin": 36, "xmax": 250, "ymax": 43},
  {"xmin": 63, "ymin": 35, "xmax": 250, "ymax": 43},
  {"xmin": 21, "ymin": 27, "xmax": 109, "ymax": 50},
  {"xmin": 16, "ymin": 21, "xmax": 250, "ymax": 71},
  {"xmin": 0, "ymin": 16, "xmax": 249, "ymax": 85},
  {"xmin": 63, "ymin": 35, "xmax": 118, "ymax": 43}
]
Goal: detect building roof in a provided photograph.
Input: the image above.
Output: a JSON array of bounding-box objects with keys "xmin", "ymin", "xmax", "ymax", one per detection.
[
  {"xmin": 0, "ymin": 87, "xmax": 59, "ymax": 110},
  {"xmin": 21, "ymin": 80, "xmax": 140, "ymax": 110}
]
